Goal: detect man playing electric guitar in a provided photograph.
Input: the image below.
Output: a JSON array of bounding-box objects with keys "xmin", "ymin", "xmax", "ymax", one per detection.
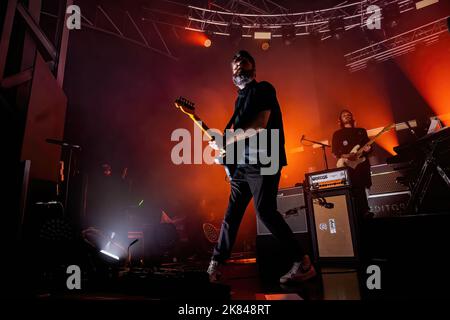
[
  {"xmin": 207, "ymin": 50, "xmax": 316, "ymax": 284},
  {"xmin": 332, "ymin": 109, "xmax": 373, "ymax": 219}
]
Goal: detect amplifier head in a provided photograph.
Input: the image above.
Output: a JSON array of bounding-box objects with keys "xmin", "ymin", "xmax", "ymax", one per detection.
[{"xmin": 305, "ymin": 168, "xmax": 351, "ymax": 191}]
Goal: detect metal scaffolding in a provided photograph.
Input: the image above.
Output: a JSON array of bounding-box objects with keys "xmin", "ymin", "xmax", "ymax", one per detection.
[
  {"xmin": 182, "ymin": 0, "xmax": 416, "ymax": 40},
  {"xmin": 1, "ymin": 0, "xmax": 71, "ymax": 88},
  {"xmin": 140, "ymin": 0, "xmax": 448, "ymax": 70},
  {"xmin": 345, "ymin": 16, "xmax": 449, "ymax": 72},
  {"xmin": 41, "ymin": 4, "xmax": 178, "ymax": 60}
]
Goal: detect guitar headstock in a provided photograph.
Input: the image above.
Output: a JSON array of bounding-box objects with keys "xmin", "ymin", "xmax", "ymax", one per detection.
[
  {"xmin": 174, "ymin": 97, "xmax": 196, "ymax": 116},
  {"xmin": 370, "ymin": 123, "xmax": 397, "ymax": 142}
]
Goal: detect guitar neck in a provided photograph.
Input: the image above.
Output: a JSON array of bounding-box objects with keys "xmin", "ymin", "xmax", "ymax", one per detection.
[
  {"xmin": 190, "ymin": 114, "xmax": 214, "ymax": 140},
  {"xmin": 357, "ymin": 125, "xmax": 394, "ymax": 155}
]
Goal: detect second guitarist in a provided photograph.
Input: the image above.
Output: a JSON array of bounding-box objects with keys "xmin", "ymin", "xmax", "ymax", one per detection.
[{"xmin": 332, "ymin": 109, "xmax": 373, "ymax": 219}]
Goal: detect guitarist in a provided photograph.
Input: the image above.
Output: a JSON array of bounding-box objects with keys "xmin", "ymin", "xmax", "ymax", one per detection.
[
  {"xmin": 207, "ymin": 50, "xmax": 316, "ymax": 284},
  {"xmin": 332, "ymin": 109, "xmax": 373, "ymax": 219}
]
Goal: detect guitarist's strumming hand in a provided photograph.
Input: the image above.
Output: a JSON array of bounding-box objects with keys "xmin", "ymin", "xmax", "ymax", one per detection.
[
  {"xmin": 342, "ymin": 145, "xmax": 371, "ymax": 161},
  {"xmin": 208, "ymin": 140, "xmax": 221, "ymax": 151},
  {"xmin": 342, "ymin": 153, "xmax": 358, "ymax": 161},
  {"xmin": 208, "ymin": 131, "xmax": 235, "ymax": 154}
]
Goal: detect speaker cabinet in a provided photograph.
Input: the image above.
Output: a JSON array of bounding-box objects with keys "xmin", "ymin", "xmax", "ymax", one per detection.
[
  {"xmin": 257, "ymin": 186, "xmax": 308, "ymax": 235},
  {"xmin": 256, "ymin": 186, "xmax": 312, "ymax": 278},
  {"xmin": 368, "ymin": 163, "xmax": 411, "ymax": 217},
  {"xmin": 307, "ymin": 189, "xmax": 359, "ymax": 264}
]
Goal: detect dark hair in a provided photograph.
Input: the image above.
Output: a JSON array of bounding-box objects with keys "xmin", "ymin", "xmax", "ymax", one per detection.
[
  {"xmin": 339, "ymin": 109, "xmax": 355, "ymax": 128},
  {"xmin": 232, "ymin": 50, "xmax": 256, "ymax": 69}
]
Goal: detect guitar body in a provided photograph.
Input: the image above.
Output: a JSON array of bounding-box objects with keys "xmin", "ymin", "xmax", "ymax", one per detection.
[
  {"xmin": 336, "ymin": 144, "xmax": 367, "ymax": 169},
  {"xmin": 215, "ymin": 150, "xmax": 236, "ymax": 181}
]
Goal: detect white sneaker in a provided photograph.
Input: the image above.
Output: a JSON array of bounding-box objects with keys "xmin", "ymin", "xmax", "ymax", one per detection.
[
  {"xmin": 207, "ymin": 260, "xmax": 222, "ymax": 282},
  {"xmin": 280, "ymin": 256, "xmax": 317, "ymax": 284}
]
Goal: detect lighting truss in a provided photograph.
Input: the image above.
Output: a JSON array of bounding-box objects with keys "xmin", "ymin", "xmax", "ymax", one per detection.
[
  {"xmin": 41, "ymin": 3, "xmax": 178, "ymax": 60},
  {"xmin": 345, "ymin": 16, "xmax": 449, "ymax": 72},
  {"xmin": 183, "ymin": 0, "xmax": 416, "ymax": 40}
]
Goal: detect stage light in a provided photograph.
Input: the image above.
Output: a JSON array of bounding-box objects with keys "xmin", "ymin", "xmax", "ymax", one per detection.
[
  {"xmin": 99, "ymin": 231, "xmax": 122, "ymax": 261},
  {"xmin": 261, "ymin": 41, "xmax": 270, "ymax": 51},
  {"xmin": 100, "ymin": 250, "xmax": 120, "ymax": 260},
  {"xmin": 282, "ymin": 25, "xmax": 296, "ymax": 45},
  {"xmin": 204, "ymin": 38, "xmax": 212, "ymax": 47},
  {"xmin": 254, "ymin": 31, "xmax": 271, "ymax": 40},
  {"xmin": 415, "ymin": 0, "xmax": 439, "ymax": 10}
]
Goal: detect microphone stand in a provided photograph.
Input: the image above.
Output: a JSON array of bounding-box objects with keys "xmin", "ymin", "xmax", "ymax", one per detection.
[
  {"xmin": 301, "ymin": 135, "xmax": 331, "ymax": 170},
  {"xmin": 127, "ymin": 239, "xmax": 139, "ymax": 271}
]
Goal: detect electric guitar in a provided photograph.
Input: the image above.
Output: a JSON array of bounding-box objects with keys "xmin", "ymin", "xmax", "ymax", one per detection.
[
  {"xmin": 174, "ymin": 97, "xmax": 236, "ymax": 181},
  {"xmin": 336, "ymin": 123, "xmax": 396, "ymax": 169}
]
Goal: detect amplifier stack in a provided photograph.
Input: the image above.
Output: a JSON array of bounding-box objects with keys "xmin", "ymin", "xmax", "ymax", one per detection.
[
  {"xmin": 368, "ymin": 163, "xmax": 410, "ymax": 217},
  {"xmin": 305, "ymin": 168, "xmax": 359, "ymax": 264}
]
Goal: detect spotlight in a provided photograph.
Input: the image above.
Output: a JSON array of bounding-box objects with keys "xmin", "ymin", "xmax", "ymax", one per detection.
[
  {"xmin": 415, "ymin": 0, "xmax": 439, "ymax": 10},
  {"xmin": 282, "ymin": 25, "xmax": 296, "ymax": 45},
  {"xmin": 100, "ymin": 250, "xmax": 120, "ymax": 260},
  {"xmin": 204, "ymin": 38, "xmax": 212, "ymax": 47},
  {"xmin": 254, "ymin": 30, "xmax": 271, "ymax": 40},
  {"xmin": 261, "ymin": 41, "xmax": 270, "ymax": 51},
  {"xmin": 99, "ymin": 231, "xmax": 123, "ymax": 261}
]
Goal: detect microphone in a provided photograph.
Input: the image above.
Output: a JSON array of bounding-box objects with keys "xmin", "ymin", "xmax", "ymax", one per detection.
[
  {"xmin": 128, "ymin": 239, "xmax": 139, "ymax": 247},
  {"xmin": 127, "ymin": 238, "xmax": 139, "ymax": 267},
  {"xmin": 46, "ymin": 138, "xmax": 81, "ymax": 150},
  {"xmin": 318, "ymin": 198, "xmax": 334, "ymax": 209},
  {"xmin": 324, "ymin": 202, "xmax": 334, "ymax": 209}
]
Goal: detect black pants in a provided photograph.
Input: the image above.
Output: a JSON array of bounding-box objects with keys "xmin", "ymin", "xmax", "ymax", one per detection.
[{"xmin": 212, "ymin": 165, "xmax": 303, "ymax": 263}]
